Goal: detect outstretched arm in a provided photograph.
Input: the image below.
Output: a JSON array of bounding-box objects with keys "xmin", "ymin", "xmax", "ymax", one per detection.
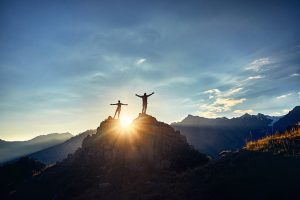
[
  {"xmin": 147, "ymin": 92, "xmax": 154, "ymax": 97},
  {"xmin": 135, "ymin": 94, "xmax": 142, "ymax": 98},
  {"xmin": 110, "ymin": 103, "xmax": 117, "ymax": 105},
  {"xmin": 121, "ymin": 103, "xmax": 128, "ymax": 106}
]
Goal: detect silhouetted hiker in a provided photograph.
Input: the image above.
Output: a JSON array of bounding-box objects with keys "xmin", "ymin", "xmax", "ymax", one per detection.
[
  {"xmin": 135, "ymin": 92, "xmax": 154, "ymax": 114},
  {"xmin": 110, "ymin": 100, "xmax": 128, "ymax": 119}
]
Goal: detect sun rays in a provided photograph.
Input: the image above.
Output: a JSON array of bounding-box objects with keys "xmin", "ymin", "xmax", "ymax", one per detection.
[{"xmin": 120, "ymin": 115, "xmax": 133, "ymax": 128}]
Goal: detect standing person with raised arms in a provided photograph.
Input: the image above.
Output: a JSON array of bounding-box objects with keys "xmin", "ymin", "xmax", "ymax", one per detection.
[
  {"xmin": 135, "ymin": 92, "xmax": 154, "ymax": 114},
  {"xmin": 110, "ymin": 100, "xmax": 128, "ymax": 119}
]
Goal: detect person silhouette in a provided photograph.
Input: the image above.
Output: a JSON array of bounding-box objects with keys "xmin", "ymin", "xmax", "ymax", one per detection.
[
  {"xmin": 110, "ymin": 100, "xmax": 128, "ymax": 119},
  {"xmin": 135, "ymin": 92, "xmax": 154, "ymax": 114}
]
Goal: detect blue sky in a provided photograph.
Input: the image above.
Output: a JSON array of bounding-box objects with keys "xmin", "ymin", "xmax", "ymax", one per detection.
[{"xmin": 0, "ymin": 0, "xmax": 300, "ymax": 140}]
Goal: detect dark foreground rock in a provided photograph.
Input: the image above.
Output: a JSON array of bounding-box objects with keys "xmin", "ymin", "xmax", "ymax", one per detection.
[
  {"xmin": 175, "ymin": 150, "xmax": 300, "ymax": 200},
  {"xmin": 8, "ymin": 114, "xmax": 208, "ymax": 200},
  {"xmin": 5, "ymin": 115, "xmax": 300, "ymax": 200}
]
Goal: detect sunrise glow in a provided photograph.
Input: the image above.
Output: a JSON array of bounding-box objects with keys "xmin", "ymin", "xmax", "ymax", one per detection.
[{"xmin": 120, "ymin": 115, "xmax": 133, "ymax": 128}]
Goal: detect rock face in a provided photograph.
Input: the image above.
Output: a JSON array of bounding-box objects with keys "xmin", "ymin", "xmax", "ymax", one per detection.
[
  {"xmin": 10, "ymin": 114, "xmax": 209, "ymax": 200},
  {"xmin": 80, "ymin": 114, "xmax": 195, "ymax": 170},
  {"xmin": 273, "ymin": 106, "xmax": 300, "ymax": 132}
]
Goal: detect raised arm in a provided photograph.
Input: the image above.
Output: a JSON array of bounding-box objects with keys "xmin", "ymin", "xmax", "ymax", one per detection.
[
  {"xmin": 147, "ymin": 92, "xmax": 154, "ymax": 97},
  {"xmin": 135, "ymin": 94, "xmax": 142, "ymax": 98}
]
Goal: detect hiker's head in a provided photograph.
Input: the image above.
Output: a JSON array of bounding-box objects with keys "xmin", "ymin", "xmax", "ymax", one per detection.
[
  {"xmin": 118, "ymin": 100, "xmax": 120, "ymax": 103},
  {"xmin": 144, "ymin": 93, "xmax": 146, "ymax": 95}
]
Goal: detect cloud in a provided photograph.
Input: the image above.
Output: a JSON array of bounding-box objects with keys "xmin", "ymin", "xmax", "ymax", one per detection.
[
  {"xmin": 276, "ymin": 93, "xmax": 293, "ymax": 99},
  {"xmin": 298, "ymin": 92, "xmax": 300, "ymax": 99},
  {"xmin": 246, "ymin": 75, "xmax": 264, "ymax": 80},
  {"xmin": 200, "ymin": 87, "xmax": 247, "ymax": 117},
  {"xmin": 136, "ymin": 58, "xmax": 146, "ymax": 65},
  {"xmin": 282, "ymin": 109, "xmax": 290, "ymax": 114},
  {"xmin": 224, "ymin": 87, "xmax": 243, "ymax": 96},
  {"xmin": 204, "ymin": 89, "xmax": 221, "ymax": 94},
  {"xmin": 204, "ymin": 88, "xmax": 243, "ymax": 99},
  {"xmin": 290, "ymin": 73, "xmax": 299, "ymax": 77},
  {"xmin": 200, "ymin": 98, "xmax": 247, "ymax": 114},
  {"xmin": 213, "ymin": 98, "xmax": 247, "ymax": 111},
  {"xmin": 271, "ymin": 112, "xmax": 282, "ymax": 116},
  {"xmin": 245, "ymin": 58, "xmax": 271, "ymax": 72},
  {"xmin": 199, "ymin": 111, "xmax": 219, "ymax": 118},
  {"xmin": 270, "ymin": 108, "xmax": 291, "ymax": 116},
  {"xmin": 233, "ymin": 109, "xmax": 253, "ymax": 114},
  {"xmin": 203, "ymin": 89, "xmax": 221, "ymax": 99}
]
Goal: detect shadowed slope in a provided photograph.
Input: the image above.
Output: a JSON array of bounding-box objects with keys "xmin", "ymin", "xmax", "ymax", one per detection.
[
  {"xmin": 273, "ymin": 106, "xmax": 300, "ymax": 132},
  {"xmin": 29, "ymin": 130, "xmax": 96, "ymax": 164},
  {"xmin": 10, "ymin": 114, "xmax": 209, "ymax": 200},
  {"xmin": 172, "ymin": 113, "xmax": 273, "ymax": 156},
  {"xmin": 0, "ymin": 133, "xmax": 73, "ymax": 163}
]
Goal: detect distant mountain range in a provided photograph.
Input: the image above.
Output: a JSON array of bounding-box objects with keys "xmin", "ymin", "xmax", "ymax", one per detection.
[
  {"xmin": 2, "ymin": 106, "xmax": 299, "ymax": 165},
  {"xmin": 0, "ymin": 133, "xmax": 73, "ymax": 163},
  {"xmin": 29, "ymin": 129, "xmax": 96, "ymax": 164},
  {"xmin": 172, "ymin": 106, "xmax": 300, "ymax": 156}
]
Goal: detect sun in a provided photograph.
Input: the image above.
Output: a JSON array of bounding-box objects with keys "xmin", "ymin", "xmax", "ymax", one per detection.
[{"xmin": 120, "ymin": 115, "xmax": 133, "ymax": 128}]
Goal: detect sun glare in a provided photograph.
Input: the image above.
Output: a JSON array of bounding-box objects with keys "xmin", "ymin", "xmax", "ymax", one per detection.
[{"xmin": 120, "ymin": 115, "xmax": 133, "ymax": 128}]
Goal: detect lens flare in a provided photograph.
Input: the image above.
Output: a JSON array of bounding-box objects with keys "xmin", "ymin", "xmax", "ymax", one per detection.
[{"xmin": 120, "ymin": 115, "xmax": 133, "ymax": 128}]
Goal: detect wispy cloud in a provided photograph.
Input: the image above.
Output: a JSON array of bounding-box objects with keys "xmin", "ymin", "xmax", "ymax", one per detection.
[
  {"xmin": 271, "ymin": 112, "xmax": 281, "ymax": 116},
  {"xmin": 246, "ymin": 75, "xmax": 264, "ymax": 81},
  {"xmin": 224, "ymin": 87, "xmax": 243, "ymax": 96},
  {"xmin": 201, "ymin": 87, "xmax": 246, "ymax": 117},
  {"xmin": 200, "ymin": 98, "xmax": 246, "ymax": 115},
  {"xmin": 298, "ymin": 92, "xmax": 300, "ymax": 99},
  {"xmin": 233, "ymin": 109, "xmax": 253, "ymax": 114},
  {"xmin": 245, "ymin": 58, "xmax": 271, "ymax": 72},
  {"xmin": 290, "ymin": 73, "xmax": 299, "ymax": 77},
  {"xmin": 204, "ymin": 88, "xmax": 243, "ymax": 99},
  {"xmin": 204, "ymin": 89, "xmax": 221, "ymax": 95},
  {"xmin": 213, "ymin": 98, "xmax": 246, "ymax": 111},
  {"xmin": 271, "ymin": 109, "xmax": 289, "ymax": 116},
  {"xmin": 199, "ymin": 111, "xmax": 219, "ymax": 118},
  {"xmin": 282, "ymin": 109, "xmax": 290, "ymax": 114},
  {"xmin": 276, "ymin": 93, "xmax": 293, "ymax": 99},
  {"xmin": 136, "ymin": 58, "xmax": 146, "ymax": 65}
]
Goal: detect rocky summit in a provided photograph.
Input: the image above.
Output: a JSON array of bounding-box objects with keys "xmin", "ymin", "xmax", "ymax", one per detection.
[
  {"xmin": 10, "ymin": 114, "xmax": 209, "ymax": 200},
  {"xmin": 80, "ymin": 114, "xmax": 201, "ymax": 170}
]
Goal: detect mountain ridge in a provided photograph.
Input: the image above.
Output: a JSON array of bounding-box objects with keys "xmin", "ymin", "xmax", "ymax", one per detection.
[
  {"xmin": 172, "ymin": 106, "xmax": 300, "ymax": 156},
  {"xmin": 29, "ymin": 130, "xmax": 96, "ymax": 164},
  {"xmin": 0, "ymin": 133, "xmax": 73, "ymax": 163}
]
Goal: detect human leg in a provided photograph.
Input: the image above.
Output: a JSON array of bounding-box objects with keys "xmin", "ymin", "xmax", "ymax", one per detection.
[{"xmin": 113, "ymin": 109, "xmax": 117, "ymax": 119}]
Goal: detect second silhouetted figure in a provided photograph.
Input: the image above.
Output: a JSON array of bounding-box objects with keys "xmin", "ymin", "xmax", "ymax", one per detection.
[
  {"xmin": 135, "ymin": 92, "xmax": 154, "ymax": 114},
  {"xmin": 110, "ymin": 100, "xmax": 128, "ymax": 119}
]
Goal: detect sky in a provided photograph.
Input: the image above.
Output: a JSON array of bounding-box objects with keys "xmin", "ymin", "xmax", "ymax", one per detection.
[{"xmin": 0, "ymin": 0, "xmax": 300, "ymax": 141}]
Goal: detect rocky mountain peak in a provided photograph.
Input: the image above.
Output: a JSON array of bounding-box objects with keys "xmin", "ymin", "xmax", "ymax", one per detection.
[
  {"xmin": 6, "ymin": 114, "xmax": 209, "ymax": 199},
  {"xmin": 80, "ymin": 114, "xmax": 206, "ymax": 171}
]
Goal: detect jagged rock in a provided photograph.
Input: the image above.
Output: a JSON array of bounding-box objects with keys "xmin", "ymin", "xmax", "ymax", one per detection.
[
  {"xmin": 218, "ymin": 150, "xmax": 232, "ymax": 157},
  {"xmin": 9, "ymin": 114, "xmax": 209, "ymax": 200},
  {"xmin": 98, "ymin": 182, "xmax": 111, "ymax": 189},
  {"xmin": 80, "ymin": 114, "xmax": 207, "ymax": 171}
]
